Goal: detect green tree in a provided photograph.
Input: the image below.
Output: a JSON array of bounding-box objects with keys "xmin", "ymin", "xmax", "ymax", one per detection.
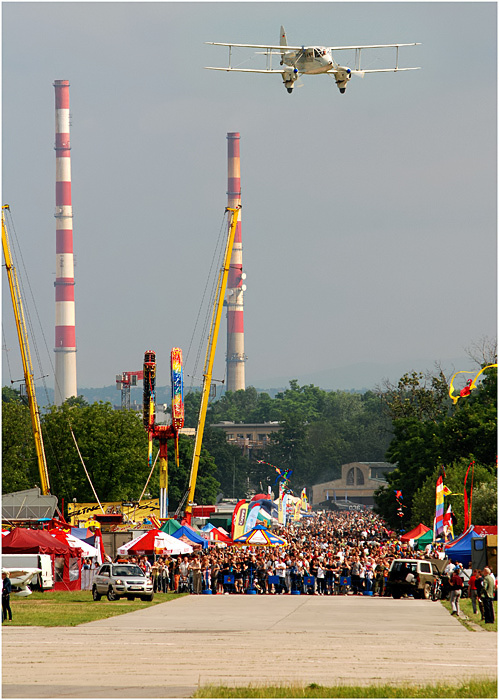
[
  {"xmin": 184, "ymin": 390, "xmax": 201, "ymax": 428},
  {"xmin": 377, "ymin": 370, "xmax": 450, "ymax": 422},
  {"xmin": 41, "ymin": 401, "xmax": 150, "ymax": 504},
  {"xmin": 411, "ymin": 459, "xmax": 496, "ymax": 530},
  {"xmin": 2, "ymin": 399, "xmax": 38, "ymax": 492},
  {"xmin": 161, "ymin": 434, "xmax": 220, "ymax": 513},
  {"xmin": 374, "ymin": 365, "xmax": 497, "ymax": 528},
  {"xmin": 201, "ymin": 427, "xmax": 250, "ymax": 500},
  {"xmin": 2, "ymin": 385, "xmax": 23, "ymax": 403}
]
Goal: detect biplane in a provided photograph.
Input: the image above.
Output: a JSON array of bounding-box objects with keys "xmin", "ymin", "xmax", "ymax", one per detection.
[{"xmin": 206, "ymin": 26, "xmax": 420, "ymax": 94}]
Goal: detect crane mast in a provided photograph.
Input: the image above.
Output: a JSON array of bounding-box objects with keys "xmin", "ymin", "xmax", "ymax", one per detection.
[
  {"xmin": 2, "ymin": 205, "xmax": 51, "ymax": 495},
  {"xmin": 184, "ymin": 206, "xmax": 241, "ymax": 524}
]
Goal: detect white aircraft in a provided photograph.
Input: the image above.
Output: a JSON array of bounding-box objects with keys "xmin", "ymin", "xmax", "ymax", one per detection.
[
  {"xmin": 3, "ymin": 567, "xmax": 42, "ymax": 596},
  {"xmin": 206, "ymin": 26, "xmax": 420, "ymax": 94}
]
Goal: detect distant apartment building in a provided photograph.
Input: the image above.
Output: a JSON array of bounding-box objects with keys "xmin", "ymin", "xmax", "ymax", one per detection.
[{"xmin": 210, "ymin": 421, "xmax": 282, "ymax": 457}]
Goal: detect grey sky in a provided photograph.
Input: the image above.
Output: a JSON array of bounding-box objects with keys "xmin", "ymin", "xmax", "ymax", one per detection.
[{"xmin": 2, "ymin": 2, "xmax": 497, "ymax": 394}]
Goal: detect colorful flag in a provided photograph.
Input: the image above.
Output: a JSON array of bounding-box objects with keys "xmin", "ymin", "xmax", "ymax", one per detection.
[
  {"xmin": 278, "ymin": 481, "xmax": 284, "ymax": 525},
  {"xmin": 443, "ymin": 504, "xmax": 455, "ymax": 541},
  {"xmin": 434, "ymin": 476, "xmax": 445, "ymax": 537},
  {"xmin": 293, "ymin": 499, "xmax": 301, "ymax": 521}
]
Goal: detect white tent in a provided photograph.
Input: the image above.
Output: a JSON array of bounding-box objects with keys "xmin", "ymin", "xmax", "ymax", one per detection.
[
  {"xmin": 116, "ymin": 529, "xmax": 193, "ymax": 556},
  {"xmin": 65, "ymin": 533, "xmax": 100, "ymax": 558}
]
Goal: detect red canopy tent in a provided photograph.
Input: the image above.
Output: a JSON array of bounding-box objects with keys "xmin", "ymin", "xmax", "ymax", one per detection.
[
  {"xmin": 473, "ymin": 525, "xmax": 497, "ymax": 536},
  {"xmin": 206, "ymin": 527, "xmax": 233, "ymax": 545},
  {"xmin": 2, "ymin": 528, "xmax": 82, "ymax": 590},
  {"xmin": 400, "ymin": 523, "xmax": 431, "ymax": 542}
]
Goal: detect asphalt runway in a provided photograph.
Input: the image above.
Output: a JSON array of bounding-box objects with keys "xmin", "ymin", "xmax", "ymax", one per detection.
[{"xmin": 2, "ymin": 595, "xmax": 497, "ymax": 698}]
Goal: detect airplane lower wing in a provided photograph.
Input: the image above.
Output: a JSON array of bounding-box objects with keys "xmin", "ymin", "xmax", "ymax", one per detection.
[
  {"xmin": 205, "ymin": 67, "xmax": 287, "ymax": 74},
  {"xmin": 339, "ymin": 68, "xmax": 421, "ymax": 74}
]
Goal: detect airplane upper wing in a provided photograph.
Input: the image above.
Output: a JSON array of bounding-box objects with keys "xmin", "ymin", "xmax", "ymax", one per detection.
[
  {"xmin": 206, "ymin": 42, "xmax": 421, "ymax": 51},
  {"xmin": 206, "ymin": 42, "xmax": 305, "ymax": 50}
]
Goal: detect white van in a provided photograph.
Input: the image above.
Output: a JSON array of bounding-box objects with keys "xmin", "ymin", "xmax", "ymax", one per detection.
[{"xmin": 2, "ymin": 553, "xmax": 54, "ymax": 590}]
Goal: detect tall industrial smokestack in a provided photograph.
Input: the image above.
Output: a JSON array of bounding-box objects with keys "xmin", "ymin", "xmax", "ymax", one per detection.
[
  {"xmin": 226, "ymin": 132, "xmax": 246, "ymax": 392},
  {"xmin": 53, "ymin": 80, "xmax": 77, "ymax": 405}
]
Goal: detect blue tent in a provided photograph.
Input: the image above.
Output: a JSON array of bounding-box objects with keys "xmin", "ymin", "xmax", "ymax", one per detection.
[
  {"xmin": 172, "ymin": 525, "xmax": 208, "ymax": 549},
  {"xmin": 444, "ymin": 526, "xmax": 484, "ymax": 565}
]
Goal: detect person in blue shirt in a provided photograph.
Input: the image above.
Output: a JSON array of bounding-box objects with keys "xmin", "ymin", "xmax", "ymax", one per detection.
[{"xmin": 2, "ymin": 572, "xmax": 13, "ymax": 622}]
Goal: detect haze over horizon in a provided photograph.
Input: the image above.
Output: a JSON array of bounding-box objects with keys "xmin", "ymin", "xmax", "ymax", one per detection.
[{"xmin": 3, "ymin": 3, "xmax": 496, "ymax": 398}]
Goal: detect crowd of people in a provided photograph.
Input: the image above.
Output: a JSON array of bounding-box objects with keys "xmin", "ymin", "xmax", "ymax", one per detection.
[
  {"xmin": 111, "ymin": 509, "xmax": 496, "ymax": 623},
  {"xmin": 115, "ymin": 510, "xmax": 460, "ymax": 599}
]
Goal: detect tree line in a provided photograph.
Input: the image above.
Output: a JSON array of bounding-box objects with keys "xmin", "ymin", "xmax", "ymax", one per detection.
[{"xmin": 2, "ymin": 355, "xmax": 496, "ymax": 530}]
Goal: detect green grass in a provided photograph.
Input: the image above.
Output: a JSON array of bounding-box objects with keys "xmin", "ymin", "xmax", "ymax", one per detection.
[
  {"xmin": 441, "ymin": 597, "xmax": 497, "ymax": 632},
  {"xmin": 194, "ymin": 679, "xmax": 498, "ymax": 698},
  {"xmin": 6, "ymin": 589, "xmax": 187, "ymax": 626}
]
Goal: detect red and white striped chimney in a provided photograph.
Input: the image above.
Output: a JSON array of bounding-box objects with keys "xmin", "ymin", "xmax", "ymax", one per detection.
[
  {"xmin": 226, "ymin": 132, "xmax": 246, "ymax": 392},
  {"xmin": 54, "ymin": 80, "xmax": 77, "ymax": 405}
]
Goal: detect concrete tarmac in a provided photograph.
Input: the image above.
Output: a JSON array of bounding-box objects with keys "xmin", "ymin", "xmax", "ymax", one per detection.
[{"xmin": 2, "ymin": 595, "xmax": 497, "ymax": 698}]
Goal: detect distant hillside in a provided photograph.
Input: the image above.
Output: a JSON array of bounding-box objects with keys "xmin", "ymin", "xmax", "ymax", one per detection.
[
  {"xmin": 33, "ymin": 356, "xmax": 474, "ymax": 408},
  {"xmin": 250, "ymin": 357, "xmax": 473, "ymax": 392}
]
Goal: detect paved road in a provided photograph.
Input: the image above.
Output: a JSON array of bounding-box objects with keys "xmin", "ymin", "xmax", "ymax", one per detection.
[{"xmin": 3, "ymin": 595, "xmax": 497, "ymax": 698}]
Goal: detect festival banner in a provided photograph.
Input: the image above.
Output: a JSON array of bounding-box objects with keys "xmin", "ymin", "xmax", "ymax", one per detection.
[
  {"xmin": 67, "ymin": 500, "xmax": 161, "ymax": 528},
  {"xmin": 434, "ymin": 476, "xmax": 445, "ymax": 537},
  {"xmin": 278, "ymin": 481, "xmax": 284, "ymax": 525},
  {"xmin": 244, "ymin": 502, "xmax": 262, "ymax": 533},
  {"xmin": 300, "ymin": 488, "xmax": 309, "ymax": 512},
  {"xmin": 293, "ymin": 499, "xmax": 301, "ymax": 521},
  {"xmin": 231, "ymin": 499, "xmax": 249, "ymax": 540}
]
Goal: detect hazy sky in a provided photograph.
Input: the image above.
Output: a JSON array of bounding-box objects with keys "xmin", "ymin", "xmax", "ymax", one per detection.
[{"xmin": 2, "ymin": 2, "xmax": 497, "ymax": 394}]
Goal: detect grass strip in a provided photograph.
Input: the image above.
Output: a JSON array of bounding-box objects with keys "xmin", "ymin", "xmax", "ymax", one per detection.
[
  {"xmin": 7, "ymin": 589, "xmax": 186, "ymax": 626},
  {"xmin": 441, "ymin": 597, "xmax": 497, "ymax": 632},
  {"xmin": 194, "ymin": 678, "xmax": 498, "ymax": 698}
]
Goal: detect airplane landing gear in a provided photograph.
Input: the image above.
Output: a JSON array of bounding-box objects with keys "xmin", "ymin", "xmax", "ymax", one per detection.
[
  {"xmin": 339, "ymin": 88, "xmax": 346, "ymax": 94},
  {"xmin": 287, "ymin": 88, "xmax": 293, "ymax": 93}
]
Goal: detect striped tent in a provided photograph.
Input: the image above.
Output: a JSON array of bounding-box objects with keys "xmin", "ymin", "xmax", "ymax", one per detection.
[{"xmin": 232, "ymin": 523, "xmax": 287, "ymax": 547}]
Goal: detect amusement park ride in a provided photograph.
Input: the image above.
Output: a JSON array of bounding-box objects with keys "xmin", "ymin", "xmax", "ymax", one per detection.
[
  {"xmin": 142, "ymin": 348, "xmax": 184, "ymax": 520},
  {"xmin": 143, "ymin": 206, "xmax": 241, "ymax": 524}
]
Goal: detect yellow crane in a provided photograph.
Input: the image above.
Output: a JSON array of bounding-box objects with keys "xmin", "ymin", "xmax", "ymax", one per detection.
[
  {"xmin": 2, "ymin": 205, "xmax": 51, "ymax": 495},
  {"xmin": 183, "ymin": 206, "xmax": 241, "ymax": 524}
]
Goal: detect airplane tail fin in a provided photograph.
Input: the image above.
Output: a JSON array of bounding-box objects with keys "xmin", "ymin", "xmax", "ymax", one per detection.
[{"xmin": 280, "ymin": 26, "xmax": 287, "ymax": 48}]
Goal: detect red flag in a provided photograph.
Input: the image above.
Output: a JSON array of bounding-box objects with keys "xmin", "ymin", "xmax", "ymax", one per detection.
[
  {"xmin": 469, "ymin": 461, "xmax": 475, "ymax": 526},
  {"xmin": 463, "ymin": 461, "xmax": 472, "ymax": 531}
]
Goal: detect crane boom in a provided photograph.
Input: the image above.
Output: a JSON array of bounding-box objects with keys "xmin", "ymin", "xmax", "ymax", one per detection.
[
  {"xmin": 2, "ymin": 205, "xmax": 51, "ymax": 495},
  {"xmin": 184, "ymin": 206, "xmax": 241, "ymax": 524}
]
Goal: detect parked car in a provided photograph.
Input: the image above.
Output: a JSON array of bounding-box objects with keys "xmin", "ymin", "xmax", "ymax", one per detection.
[
  {"xmin": 92, "ymin": 563, "xmax": 154, "ymax": 602},
  {"xmin": 387, "ymin": 558, "xmax": 448, "ymax": 599}
]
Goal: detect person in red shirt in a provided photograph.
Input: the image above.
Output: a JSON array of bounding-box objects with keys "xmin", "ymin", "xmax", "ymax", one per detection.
[{"xmin": 469, "ymin": 569, "xmax": 479, "ymax": 615}]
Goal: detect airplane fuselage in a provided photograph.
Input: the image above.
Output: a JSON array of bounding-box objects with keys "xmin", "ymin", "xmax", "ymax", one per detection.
[{"xmin": 282, "ymin": 47, "xmax": 334, "ymax": 74}]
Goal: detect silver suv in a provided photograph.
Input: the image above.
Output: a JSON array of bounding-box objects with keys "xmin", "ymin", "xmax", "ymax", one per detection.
[
  {"xmin": 387, "ymin": 558, "xmax": 447, "ymax": 600},
  {"xmin": 92, "ymin": 563, "xmax": 154, "ymax": 602}
]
